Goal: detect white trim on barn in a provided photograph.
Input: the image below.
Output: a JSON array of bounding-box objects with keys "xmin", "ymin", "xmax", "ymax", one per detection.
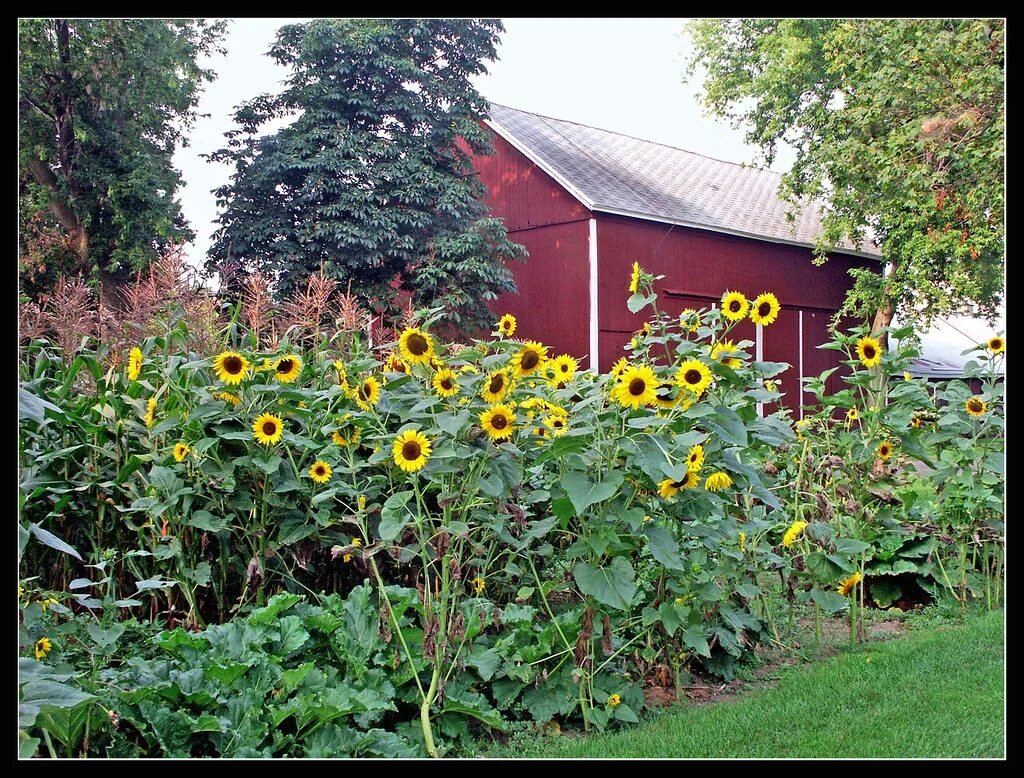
[{"xmin": 588, "ymin": 218, "xmax": 599, "ymax": 371}]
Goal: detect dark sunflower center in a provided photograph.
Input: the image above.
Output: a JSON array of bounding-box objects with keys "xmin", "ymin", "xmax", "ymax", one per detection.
[
  {"xmin": 489, "ymin": 375, "xmax": 505, "ymax": 393},
  {"xmin": 314, "ymin": 465, "xmax": 325, "ymax": 476},
  {"xmin": 491, "ymin": 414, "xmax": 508, "ymax": 430},
  {"xmin": 690, "ymin": 452, "xmax": 698, "ymax": 463},
  {"xmin": 863, "ymin": 345, "xmax": 876, "ymax": 359},
  {"xmin": 277, "ymin": 358, "xmax": 293, "ymax": 373},
  {"xmin": 758, "ymin": 302, "xmax": 771, "ymax": 317},
  {"xmin": 992, "ymin": 339, "xmax": 1002, "ymax": 349},
  {"xmin": 968, "ymin": 399, "xmax": 982, "ymax": 412},
  {"xmin": 559, "ymin": 363, "xmax": 569, "ymax": 373},
  {"xmin": 441, "ymin": 379, "xmax": 453, "ymax": 390},
  {"xmin": 729, "ymin": 301, "xmax": 741, "ymax": 313},
  {"xmin": 359, "ymin": 383, "xmax": 371, "ymax": 401},
  {"xmin": 407, "ymin": 333, "xmax": 428, "ymax": 356},
  {"xmin": 224, "ymin": 356, "xmax": 243, "ymax": 374},
  {"xmin": 672, "ymin": 480, "xmax": 685, "ymax": 489},
  {"xmin": 685, "ymin": 369, "xmax": 702, "ymax": 385},
  {"xmin": 262, "ymin": 421, "xmax": 277, "ymax": 436},
  {"xmin": 521, "ymin": 351, "xmax": 539, "ymax": 370},
  {"xmin": 628, "ymin": 378, "xmax": 647, "ymax": 396},
  {"xmin": 553, "ymin": 419, "xmax": 564, "ymax": 428},
  {"xmin": 402, "ymin": 440, "xmax": 421, "ymax": 460}
]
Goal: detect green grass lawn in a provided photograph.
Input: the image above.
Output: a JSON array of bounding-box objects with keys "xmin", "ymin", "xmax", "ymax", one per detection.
[{"xmin": 486, "ymin": 609, "xmax": 1004, "ymax": 758}]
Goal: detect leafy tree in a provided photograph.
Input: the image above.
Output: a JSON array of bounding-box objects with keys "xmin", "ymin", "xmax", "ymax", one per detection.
[
  {"xmin": 686, "ymin": 19, "xmax": 1004, "ymax": 335},
  {"xmin": 207, "ymin": 18, "xmax": 525, "ymax": 331},
  {"xmin": 18, "ymin": 19, "xmax": 227, "ymax": 301}
]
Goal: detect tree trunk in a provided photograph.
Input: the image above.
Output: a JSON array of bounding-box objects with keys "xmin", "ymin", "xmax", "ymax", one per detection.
[{"xmin": 871, "ymin": 301, "xmax": 895, "ymax": 348}]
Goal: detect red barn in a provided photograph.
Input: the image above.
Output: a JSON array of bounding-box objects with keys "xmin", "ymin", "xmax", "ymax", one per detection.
[{"xmin": 469, "ymin": 104, "xmax": 882, "ymax": 416}]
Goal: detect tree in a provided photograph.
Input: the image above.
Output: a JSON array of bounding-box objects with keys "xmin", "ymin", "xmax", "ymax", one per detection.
[
  {"xmin": 207, "ymin": 18, "xmax": 525, "ymax": 331},
  {"xmin": 686, "ymin": 19, "xmax": 1004, "ymax": 336},
  {"xmin": 18, "ymin": 19, "xmax": 227, "ymax": 301}
]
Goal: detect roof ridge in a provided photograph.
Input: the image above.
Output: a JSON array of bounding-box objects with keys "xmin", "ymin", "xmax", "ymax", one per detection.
[{"xmin": 487, "ymin": 102, "xmax": 781, "ymax": 179}]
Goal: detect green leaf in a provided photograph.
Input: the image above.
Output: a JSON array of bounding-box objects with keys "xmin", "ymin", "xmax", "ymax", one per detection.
[
  {"xmin": 834, "ymin": 538, "xmax": 871, "ymax": 555},
  {"xmin": 28, "ymin": 523, "xmax": 82, "ymax": 561},
  {"xmin": 682, "ymin": 626, "xmax": 710, "ymax": 658},
  {"xmin": 86, "ymin": 622, "xmax": 126, "ymax": 648},
  {"xmin": 562, "ymin": 471, "xmax": 623, "ymax": 515},
  {"xmin": 810, "ymin": 588, "xmax": 849, "ymax": 614},
  {"xmin": 573, "ymin": 557, "xmax": 636, "ymax": 611},
  {"xmin": 378, "ymin": 490, "xmax": 415, "ymax": 541},
  {"xmin": 644, "ymin": 525, "xmax": 686, "ymax": 570},
  {"xmin": 20, "ymin": 680, "xmax": 95, "ymax": 728}
]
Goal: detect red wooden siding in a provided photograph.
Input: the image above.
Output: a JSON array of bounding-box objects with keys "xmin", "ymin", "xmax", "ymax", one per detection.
[
  {"xmin": 473, "ymin": 133, "xmax": 590, "ymax": 232},
  {"xmin": 491, "ymin": 220, "xmax": 592, "ymax": 362},
  {"xmin": 471, "ymin": 131, "xmax": 593, "ymax": 360},
  {"xmin": 595, "ymin": 215, "xmax": 875, "ymax": 412}
]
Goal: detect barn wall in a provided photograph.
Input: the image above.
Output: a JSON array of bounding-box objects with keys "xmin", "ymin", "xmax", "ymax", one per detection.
[
  {"xmin": 472, "ymin": 132, "xmax": 591, "ymax": 232},
  {"xmin": 595, "ymin": 214, "xmax": 878, "ymax": 411},
  {"xmin": 471, "ymin": 130, "xmax": 593, "ymax": 362}
]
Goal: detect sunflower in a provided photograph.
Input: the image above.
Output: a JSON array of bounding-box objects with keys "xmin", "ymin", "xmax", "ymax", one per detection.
[
  {"xmin": 676, "ymin": 359, "xmax": 713, "ymax": 396},
  {"xmin": 711, "ymin": 340, "xmax": 743, "ymax": 369},
  {"xmin": 654, "ymin": 381, "xmax": 680, "ymax": 410},
  {"xmin": 214, "ymin": 391, "xmax": 241, "ymax": 406},
  {"xmin": 739, "ymin": 532, "xmax": 746, "ymax": 553},
  {"xmin": 679, "ymin": 308, "xmax": 701, "ymax": 333},
  {"xmin": 273, "ymin": 354, "xmax": 303, "ymax": 383},
  {"xmin": 837, "ymin": 571, "xmax": 863, "ymax": 597},
  {"xmin": 481, "ymin": 368, "xmax": 512, "ymax": 403},
  {"xmin": 782, "ymin": 520, "xmax": 809, "ymax": 547},
  {"xmin": 749, "ymin": 292, "xmax": 781, "ymax": 326},
  {"xmin": 213, "ymin": 351, "xmax": 250, "ymax": 385},
  {"xmin": 628, "ymin": 261, "xmax": 641, "ymax": 294},
  {"xmin": 384, "ymin": 353, "xmax": 409, "ymax": 374},
  {"xmin": 309, "ymin": 460, "xmax": 333, "ymax": 484},
  {"xmin": 531, "ymin": 425, "xmax": 550, "ymax": 445},
  {"xmin": 519, "ymin": 396, "xmax": 548, "ymax": 419},
  {"xmin": 551, "ymin": 354, "xmax": 578, "ymax": 382},
  {"xmin": 611, "ymin": 364, "xmax": 658, "ymax": 409},
  {"xmin": 512, "ymin": 341, "xmax": 548, "ymax": 378},
  {"xmin": 173, "ymin": 443, "xmax": 190, "ymax": 463},
  {"xmin": 355, "ymin": 376, "xmax": 381, "ymax": 411},
  {"xmin": 332, "ymin": 425, "xmax": 360, "ymax": 447},
  {"xmin": 459, "ymin": 364, "xmax": 480, "ymax": 375},
  {"xmin": 393, "ymin": 429, "xmax": 432, "ymax": 472},
  {"xmin": 877, "ymin": 441, "xmax": 893, "ymax": 461},
  {"xmin": 498, "ymin": 314, "xmax": 517, "ymax": 337},
  {"xmin": 855, "ymin": 336, "xmax": 883, "ymax": 368},
  {"xmin": 127, "ymin": 347, "xmax": 143, "ymax": 381},
  {"xmin": 471, "ymin": 576, "xmax": 486, "ymax": 595},
  {"xmin": 965, "ymin": 396, "xmax": 987, "ymax": 417},
  {"xmin": 847, "ymin": 407, "xmax": 860, "ymax": 422},
  {"xmin": 658, "ymin": 471, "xmax": 700, "ymax": 498},
  {"xmin": 721, "ymin": 291, "xmax": 749, "ymax": 321},
  {"xmin": 398, "ymin": 327, "xmax": 436, "ymax": 365},
  {"xmin": 34, "ymin": 636, "xmax": 52, "ymax": 661},
  {"xmin": 252, "ymin": 413, "xmax": 285, "ymax": 446},
  {"xmin": 610, "ymin": 357, "xmax": 629, "ymax": 381},
  {"xmin": 987, "ymin": 336, "xmax": 1004, "ymax": 354},
  {"xmin": 686, "ymin": 443, "xmax": 705, "ymax": 472},
  {"xmin": 143, "ymin": 397, "xmax": 158, "ymax": 427},
  {"xmin": 343, "ymin": 537, "xmax": 363, "ymax": 564},
  {"xmin": 480, "ymin": 404, "xmax": 517, "ymax": 440},
  {"xmin": 704, "ymin": 471, "xmax": 733, "ymax": 492},
  {"xmin": 543, "ymin": 414, "xmax": 568, "ymax": 437},
  {"xmin": 608, "ymin": 693, "xmax": 622, "ymax": 707},
  {"xmin": 432, "ymin": 368, "xmax": 460, "ymax": 398}
]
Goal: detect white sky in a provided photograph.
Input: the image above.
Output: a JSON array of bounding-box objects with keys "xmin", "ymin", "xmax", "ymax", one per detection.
[{"xmin": 173, "ymin": 17, "xmax": 793, "ymax": 269}]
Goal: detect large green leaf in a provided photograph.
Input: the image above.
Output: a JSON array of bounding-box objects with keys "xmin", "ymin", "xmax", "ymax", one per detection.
[
  {"xmin": 643, "ymin": 526, "xmax": 686, "ymax": 570},
  {"xmin": 378, "ymin": 490, "xmax": 415, "ymax": 541},
  {"xmin": 573, "ymin": 557, "xmax": 636, "ymax": 611},
  {"xmin": 562, "ymin": 471, "xmax": 623, "ymax": 515}
]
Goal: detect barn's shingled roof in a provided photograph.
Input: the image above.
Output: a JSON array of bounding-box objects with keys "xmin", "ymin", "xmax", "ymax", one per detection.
[{"xmin": 485, "ymin": 103, "xmax": 881, "ymax": 258}]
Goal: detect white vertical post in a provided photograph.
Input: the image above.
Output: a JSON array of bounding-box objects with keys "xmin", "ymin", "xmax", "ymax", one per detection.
[
  {"xmin": 588, "ymin": 218, "xmax": 599, "ymax": 371},
  {"xmin": 755, "ymin": 322, "xmax": 764, "ymax": 417},
  {"xmin": 798, "ymin": 310, "xmax": 804, "ymax": 421}
]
